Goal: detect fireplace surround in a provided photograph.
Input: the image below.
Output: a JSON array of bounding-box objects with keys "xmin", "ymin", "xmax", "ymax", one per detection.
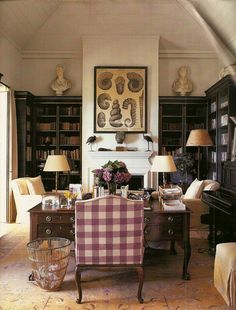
[{"xmin": 88, "ymin": 151, "xmax": 153, "ymax": 191}]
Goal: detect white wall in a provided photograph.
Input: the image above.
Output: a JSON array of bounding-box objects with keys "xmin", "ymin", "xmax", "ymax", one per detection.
[
  {"xmin": 20, "ymin": 53, "xmax": 82, "ymax": 95},
  {"xmin": 82, "ymin": 35, "xmax": 159, "ymax": 191},
  {"xmin": 159, "ymin": 54, "xmax": 219, "ymax": 96},
  {"xmin": 0, "ymin": 34, "xmax": 21, "ymax": 89}
]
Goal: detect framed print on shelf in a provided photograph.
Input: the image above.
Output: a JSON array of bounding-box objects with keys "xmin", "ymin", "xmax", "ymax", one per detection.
[{"xmin": 94, "ymin": 66, "xmax": 147, "ymax": 133}]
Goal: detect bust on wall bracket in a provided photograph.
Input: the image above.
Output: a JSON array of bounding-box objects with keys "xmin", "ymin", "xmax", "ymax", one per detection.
[
  {"xmin": 172, "ymin": 66, "xmax": 193, "ymax": 96},
  {"xmin": 51, "ymin": 64, "xmax": 71, "ymax": 96}
]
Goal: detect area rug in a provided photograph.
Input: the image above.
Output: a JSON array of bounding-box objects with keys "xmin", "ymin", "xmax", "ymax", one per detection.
[{"xmin": 0, "ymin": 224, "xmax": 228, "ymax": 310}]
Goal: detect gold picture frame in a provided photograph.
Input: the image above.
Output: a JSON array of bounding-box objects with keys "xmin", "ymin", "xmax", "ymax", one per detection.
[{"xmin": 94, "ymin": 66, "xmax": 147, "ymax": 133}]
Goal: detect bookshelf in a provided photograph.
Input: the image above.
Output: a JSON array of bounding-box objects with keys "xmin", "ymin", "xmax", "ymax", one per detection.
[
  {"xmin": 159, "ymin": 96, "xmax": 207, "ymax": 155},
  {"xmin": 205, "ymin": 75, "xmax": 236, "ymax": 182},
  {"xmin": 33, "ymin": 96, "xmax": 82, "ymax": 190},
  {"xmin": 15, "ymin": 91, "xmax": 34, "ymax": 177},
  {"xmin": 159, "ymin": 96, "xmax": 207, "ymax": 181}
]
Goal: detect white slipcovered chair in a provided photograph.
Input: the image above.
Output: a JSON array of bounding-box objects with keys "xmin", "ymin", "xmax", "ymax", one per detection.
[
  {"xmin": 214, "ymin": 242, "xmax": 236, "ymax": 307},
  {"xmin": 11, "ymin": 176, "xmax": 45, "ymax": 223}
]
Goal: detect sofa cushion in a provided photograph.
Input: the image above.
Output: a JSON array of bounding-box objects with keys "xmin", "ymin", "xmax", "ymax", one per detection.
[
  {"xmin": 26, "ymin": 176, "xmax": 46, "ymax": 195},
  {"xmin": 203, "ymin": 179, "xmax": 220, "ymax": 191},
  {"xmin": 184, "ymin": 178, "xmax": 204, "ymax": 199}
]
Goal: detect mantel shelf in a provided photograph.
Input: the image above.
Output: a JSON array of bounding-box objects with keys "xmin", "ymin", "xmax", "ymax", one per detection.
[{"xmin": 88, "ymin": 151, "xmax": 153, "ymax": 159}]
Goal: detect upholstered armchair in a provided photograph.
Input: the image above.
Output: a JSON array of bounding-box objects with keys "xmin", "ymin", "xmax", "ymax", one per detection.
[
  {"xmin": 74, "ymin": 195, "xmax": 145, "ymax": 304},
  {"xmin": 11, "ymin": 176, "xmax": 46, "ymax": 223}
]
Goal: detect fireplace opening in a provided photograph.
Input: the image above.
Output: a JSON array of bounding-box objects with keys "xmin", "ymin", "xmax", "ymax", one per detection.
[{"xmin": 128, "ymin": 175, "xmax": 144, "ymax": 190}]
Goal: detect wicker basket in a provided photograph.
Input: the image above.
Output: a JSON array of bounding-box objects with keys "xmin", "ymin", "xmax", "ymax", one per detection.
[{"xmin": 27, "ymin": 237, "xmax": 71, "ymax": 291}]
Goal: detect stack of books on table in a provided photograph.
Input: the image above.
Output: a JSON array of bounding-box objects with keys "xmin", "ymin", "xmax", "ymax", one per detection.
[
  {"xmin": 159, "ymin": 185, "xmax": 185, "ymax": 210},
  {"xmin": 162, "ymin": 199, "xmax": 186, "ymax": 211}
]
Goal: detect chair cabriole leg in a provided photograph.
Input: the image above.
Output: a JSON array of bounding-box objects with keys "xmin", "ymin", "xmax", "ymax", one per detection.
[
  {"xmin": 75, "ymin": 265, "xmax": 82, "ymax": 304},
  {"xmin": 137, "ymin": 266, "xmax": 144, "ymax": 303}
]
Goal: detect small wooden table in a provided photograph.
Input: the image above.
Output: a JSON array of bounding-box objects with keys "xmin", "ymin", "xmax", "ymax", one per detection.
[{"xmin": 29, "ymin": 200, "xmax": 191, "ymax": 280}]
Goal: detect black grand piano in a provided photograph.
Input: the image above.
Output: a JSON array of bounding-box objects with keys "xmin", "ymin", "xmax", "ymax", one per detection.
[{"xmin": 202, "ymin": 161, "xmax": 236, "ymax": 253}]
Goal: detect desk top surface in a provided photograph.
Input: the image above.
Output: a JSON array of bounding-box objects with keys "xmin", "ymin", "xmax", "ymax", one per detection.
[{"xmin": 29, "ymin": 200, "xmax": 190, "ymax": 214}]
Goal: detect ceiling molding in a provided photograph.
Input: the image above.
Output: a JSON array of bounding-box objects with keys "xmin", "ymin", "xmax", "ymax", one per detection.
[
  {"xmin": 21, "ymin": 50, "xmax": 80, "ymax": 59},
  {"xmin": 159, "ymin": 50, "xmax": 217, "ymax": 59}
]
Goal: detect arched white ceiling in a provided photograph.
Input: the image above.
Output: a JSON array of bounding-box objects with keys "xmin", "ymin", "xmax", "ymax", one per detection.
[{"xmin": 0, "ymin": 0, "xmax": 235, "ymax": 63}]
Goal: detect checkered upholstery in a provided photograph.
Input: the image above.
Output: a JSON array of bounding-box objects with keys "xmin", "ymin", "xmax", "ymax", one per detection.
[{"xmin": 75, "ymin": 195, "xmax": 144, "ymax": 265}]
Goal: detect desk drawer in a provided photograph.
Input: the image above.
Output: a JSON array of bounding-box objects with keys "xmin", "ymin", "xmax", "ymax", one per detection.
[
  {"xmin": 37, "ymin": 223, "xmax": 75, "ymax": 240},
  {"xmin": 37, "ymin": 214, "xmax": 75, "ymax": 224},
  {"xmin": 144, "ymin": 214, "xmax": 183, "ymax": 240},
  {"xmin": 144, "ymin": 223, "xmax": 183, "ymax": 240},
  {"xmin": 144, "ymin": 214, "xmax": 183, "ymax": 226}
]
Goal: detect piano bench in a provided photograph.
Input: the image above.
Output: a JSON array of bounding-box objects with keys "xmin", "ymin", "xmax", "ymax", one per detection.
[{"xmin": 214, "ymin": 242, "xmax": 236, "ymax": 307}]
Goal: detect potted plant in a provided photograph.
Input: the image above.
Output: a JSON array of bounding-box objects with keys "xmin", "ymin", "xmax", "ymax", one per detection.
[
  {"xmin": 173, "ymin": 153, "xmax": 196, "ymax": 185},
  {"xmin": 92, "ymin": 160, "xmax": 132, "ymax": 194}
]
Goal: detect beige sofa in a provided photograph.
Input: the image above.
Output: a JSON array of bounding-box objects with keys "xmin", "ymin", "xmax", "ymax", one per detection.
[{"xmin": 11, "ymin": 176, "xmax": 46, "ymax": 223}]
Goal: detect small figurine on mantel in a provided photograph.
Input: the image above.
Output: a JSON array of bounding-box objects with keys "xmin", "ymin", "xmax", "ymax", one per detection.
[
  {"xmin": 172, "ymin": 66, "xmax": 193, "ymax": 96},
  {"xmin": 51, "ymin": 64, "xmax": 71, "ymax": 96}
]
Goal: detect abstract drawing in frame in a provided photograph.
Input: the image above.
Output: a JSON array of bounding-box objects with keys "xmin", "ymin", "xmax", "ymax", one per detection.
[{"xmin": 94, "ymin": 66, "xmax": 147, "ymax": 133}]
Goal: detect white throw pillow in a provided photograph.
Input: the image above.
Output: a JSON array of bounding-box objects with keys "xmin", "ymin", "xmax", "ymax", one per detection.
[
  {"xmin": 184, "ymin": 178, "xmax": 204, "ymax": 199},
  {"xmin": 203, "ymin": 179, "xmax": 220, "ymax": 191},
  {"xmin": 26, "ymin": 176, "xmax": 46, "ymax": 195}
]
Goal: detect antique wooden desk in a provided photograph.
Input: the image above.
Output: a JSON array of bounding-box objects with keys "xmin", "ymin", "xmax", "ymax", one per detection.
[{"xmin": 29, "ymin": 200, "xmax": 191, "ymax": 279}]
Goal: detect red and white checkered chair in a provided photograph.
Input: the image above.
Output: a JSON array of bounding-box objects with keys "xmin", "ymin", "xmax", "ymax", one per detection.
[{"xmin": 75, "ymin": 195, "xmax": 145, "ymax": 303}]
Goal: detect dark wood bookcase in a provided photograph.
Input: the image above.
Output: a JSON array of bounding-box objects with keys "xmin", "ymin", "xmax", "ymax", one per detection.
[
  {"xmin": 15, "ymin": 93, "xmax": 82, "ymax": 191},
  {"xmin": 159, "ymin": 96, "xmax": 207, "ymax": 181},
  {"xmin": 33, "ymin": 96, "xmax": 82, "ymax": 190},
  {"xmin": 15, "ymin": 91, "xmax": 34, "ymax": 177},
  {"xmin": 205, "ymin": 75, "xmax": 236, "ymax": 182},
  {"xmin": 159, "ymin": 96, "xmax": 207, "ymax": 154}
]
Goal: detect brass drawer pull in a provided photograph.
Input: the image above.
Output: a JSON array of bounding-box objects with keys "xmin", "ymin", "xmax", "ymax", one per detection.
[
  {"xmin": 144, "ymin": 217, "xmax": 150, "ymax": 223},
  {"xmin": 168, "ymin": 229, "xmax": 174, "ymax": 235},
  {"xmin": 45, "ymin": 216, "xmax": 52, "ymax": 222},
  {"xmin": 45, "ymin": 228, "xmax": 52, "ymax": 235},
  {"xmin": 168, "ymin": 216, "xmax": 174, "ymax": 222},
  {"xmin": 70, "ymin": 216, "xmax": 75, "ymax": 222}
]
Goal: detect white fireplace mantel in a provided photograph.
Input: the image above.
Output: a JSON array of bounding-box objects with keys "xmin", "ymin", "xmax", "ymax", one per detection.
[{"xmin": 87, "ymin": 151, "xmax": 153, "ymax": 190}]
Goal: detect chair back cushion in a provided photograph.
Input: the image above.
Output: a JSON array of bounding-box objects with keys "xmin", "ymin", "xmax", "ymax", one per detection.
[{"xmin": 75, "ymin": 195, "xmax": 144, "ymax": 265}]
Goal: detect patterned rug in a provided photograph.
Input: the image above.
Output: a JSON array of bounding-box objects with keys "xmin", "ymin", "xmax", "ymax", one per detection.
[{"xmin": 0, "ymin": 224, "xmax": 228, "ymax": 310}]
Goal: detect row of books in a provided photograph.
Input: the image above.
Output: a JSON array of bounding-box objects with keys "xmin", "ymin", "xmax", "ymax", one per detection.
[
  {"xmin": 60, "ymin": 135, "xmax": 80, "ymax": 144},
  {"xmin": 60, "ymin": 122, "xmax": 80, "ymax": 130},
  {"xmin": 59, "ymin": 149, "xmax": 80, "ymax": 160},
  {"xmin": 162, "ymin": 123, "xmax": 182, "ymax": 130},
  {"xmin": 60, "ymin": 106, "xmax": 79, "ymax": 115},
  {"xmin": 37, "ymin": 136, "xmax": 56, "ymax": 145},
  {"xmin": 221, "ymin": 133, "xmax": 228, "ymax": 145},
  {"xmin": 162, "ymin": 137, "xmax": 181, "ymax": 145},
  {"xmin": 187, "ymin": 123, "xmax": 205, "ymax": 130},
  {"xmin": 37, "ymin": 122, "xmax": 56, "ymax": 130},
  {"xmin": 26, "ymin": 146, "xmax": 32, "ymax": 161}
]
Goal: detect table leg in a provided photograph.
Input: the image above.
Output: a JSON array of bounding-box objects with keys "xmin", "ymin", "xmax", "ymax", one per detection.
[{"xmin": 182, "ymin": 213, "xmax": 191, "ymax": 280}]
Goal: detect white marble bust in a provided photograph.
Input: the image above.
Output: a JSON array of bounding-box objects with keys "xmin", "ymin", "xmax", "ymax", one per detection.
[
  {"xmin": 51, "ymin": 64, "xmax": 71, "ymax": 96},
  {"xmin": 172, "ymin": 66, "xmax": 193, "ymax": 96}
]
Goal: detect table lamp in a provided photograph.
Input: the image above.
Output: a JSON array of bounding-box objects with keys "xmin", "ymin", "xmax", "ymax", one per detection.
[
  {"xmin": 186, "ymin": 129, "xmax": 213, "ymax": 180},
  {"xmin": 44, "ymin": 155, "xmax": 70, "ymax": 191},
  {"xmin": 151, "ymin": 155, "xmax": 177, "ymax": 187}
]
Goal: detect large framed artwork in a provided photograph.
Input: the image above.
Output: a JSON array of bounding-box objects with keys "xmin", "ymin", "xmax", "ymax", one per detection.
[{"xmin": 94, "ymin": 66, "xmax": 147, "ymax": 133}]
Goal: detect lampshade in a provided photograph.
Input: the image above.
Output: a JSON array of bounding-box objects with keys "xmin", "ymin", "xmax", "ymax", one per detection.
[
  {"xmin": 151, "ymin": 155, "xmax": 177, "ymax": 172},
  {"xmin": 186, "ymin": 129, "xmax": 213, "ymax": 146},
  {"xmin": 44, "ymin": 155, "xmax": 70, "ymax": 172}
]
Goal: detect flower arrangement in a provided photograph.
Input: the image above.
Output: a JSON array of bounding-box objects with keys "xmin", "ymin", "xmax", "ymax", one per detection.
[{"xmin": 92, "ymin": 160, "xmax": 132, "ymax": 193}]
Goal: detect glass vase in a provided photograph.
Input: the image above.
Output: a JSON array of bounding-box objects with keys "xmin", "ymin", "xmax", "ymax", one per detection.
[{"xmin": 108, "ymin": 182, "xmax": 117, "ymax": 195}]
